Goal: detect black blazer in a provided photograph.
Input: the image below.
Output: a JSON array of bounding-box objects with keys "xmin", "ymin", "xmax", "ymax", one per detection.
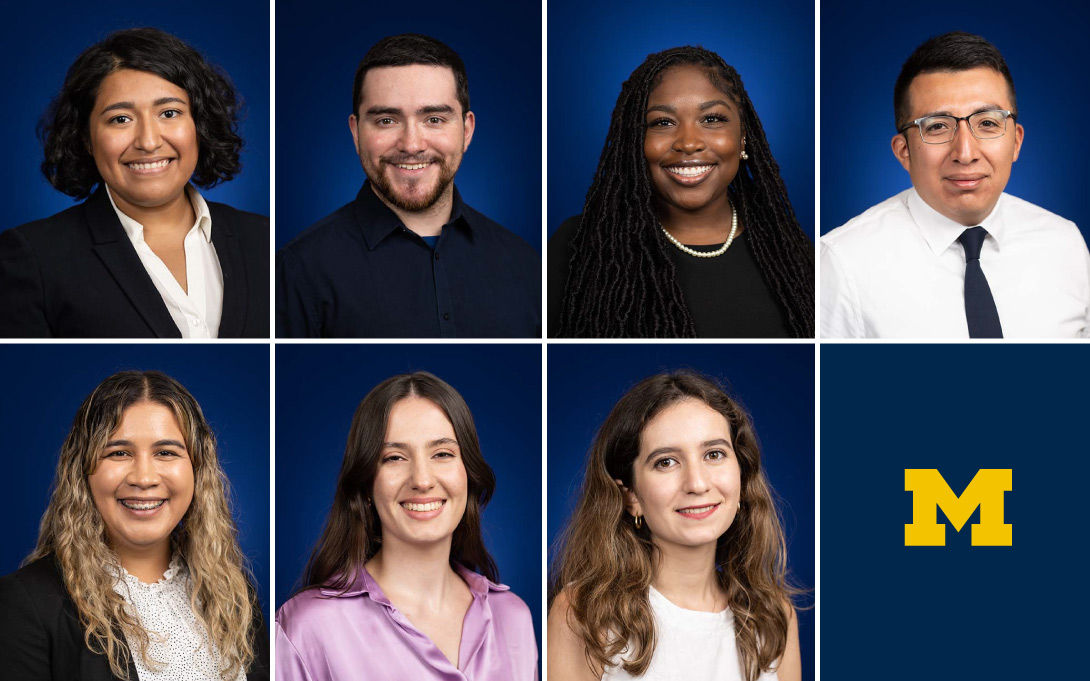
[
  {"xmin": 0, "ymin": 556, "xmax": 270, "ymax": 681},
  {"xmin": 0, "ymin": 188, "xmax": 269, "ymax": 338}
]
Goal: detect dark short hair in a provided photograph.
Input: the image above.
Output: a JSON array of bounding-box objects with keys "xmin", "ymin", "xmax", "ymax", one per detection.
[
  {"xmin": 39, "ymin": 27, "xmax": 244, "ymax": 200},
  {"xmin": 894, "ymin": 31, "xmax": 1017, "ymax": 130},
  {"xmin": 351, "ymin": 34, "xmax": 470, "ymax": 117}
]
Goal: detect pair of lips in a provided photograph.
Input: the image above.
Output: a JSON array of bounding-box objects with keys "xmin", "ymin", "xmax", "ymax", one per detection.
[
  {"xmin": 124, "ymin": 158, "xmax": 174, "ymax": 172},
  {"xmin": 676, "ymin": 502, "xmax": 721, "ymax": 518},
  {"xmin": 119, "ymin": 498, "xmax": 166, "ymax": 511},
  {"xmin": 400, "ymin": 499, "xmax": 445, "ymax": 512},
  {"xmin": 945, "ymin": 174, "xmax": 987, "ymax": 187}
]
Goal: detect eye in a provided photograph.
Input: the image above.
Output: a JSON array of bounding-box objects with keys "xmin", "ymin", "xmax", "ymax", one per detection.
[
  {"xmin": 646, "ymin": 117, "xmax": 675, "ymax": 128},
  {"xmin": 426, "ymin": 116, "xmax": 445, "ymax": 125},
  {"xmin": 103, "ymin": 450, "xmax": 131, "ymax": 459},
  {"xmin": 381, "ymin": 453, "xmax": 406, "ymax": 463},
  {"xmin": 433, "ymin": 450, "xmax": 456, "ymax": 459},
  {"xmin": 923, "ymin": 119, "xmax": 951, "ymax": 133},
  {"xmin": 375, "ymin": 117, "xmax": 396, "ymax": 126},
  {"xmin": 705, "ymin": 448, "xmax": 729, "ymax": 461},
  {"xmin": 702, "ymin": 113, "xmax": 730, "ymax": 124},
  {"xmin": 653, "ymin": 456, "xmax": 678, "ymax": 469},
  {"xmin": 108, "ymin": 114, "xmax": 133, "ymax": 125},
  {"xmin": 156, "ymin": 449, "xmax": 182, "ymax": 458},
  {"xmin": 160, "ymin": 109, "xmax": 183, "ymax": 119}
]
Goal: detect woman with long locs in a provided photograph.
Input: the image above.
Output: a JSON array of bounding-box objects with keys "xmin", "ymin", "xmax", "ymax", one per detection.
[
  {"xmin": 276, "ymin": 372, "xmax": 537, "ymax": 680},
  {"xmin": 549, "ymin": 372, "xmax": 803, "ymax": 681},
  {"xmin": 549, "ymin": 47, "xmax": 814, "ymax": 338},
  {"xmin": 0, "ymin": 370, "xmax": 268, "ymax": 680}
]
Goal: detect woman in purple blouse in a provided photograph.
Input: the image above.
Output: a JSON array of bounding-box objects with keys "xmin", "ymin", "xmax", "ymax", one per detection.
[{"xmin": 275, "ymin": 372, "xmax": 538, "ymax": 680}]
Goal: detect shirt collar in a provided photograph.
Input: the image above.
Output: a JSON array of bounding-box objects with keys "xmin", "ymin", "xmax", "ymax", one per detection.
[
  {"xmin": 907, "ymin": 186, "xmax": 1006, "ymax": 256},
  {"xmin": 319, "ymin": 562, "xmax": 509, "ymax": 601},
  {"xmin": 353, "ymin": 180, "xmax": 470, "ymax": 251},
  {"xmin": 105, "ymin": 184, "xmax": 213, "ymax": 244}
]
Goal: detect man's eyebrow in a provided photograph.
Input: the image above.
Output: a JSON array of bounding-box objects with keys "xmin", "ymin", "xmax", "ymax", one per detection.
[
  {"xmin": 418, "ymin": 105, "xmax": 455, "ymax": 116},
  {"xmin": 917, "ymin": 104, "xmax": 1004, "ymax": 119},
  {"xmin": 100, "ymin": 97, "xmax": 187, "ymax": 115},
  {"xmin": 365, "ymin": 106, "xmax": 404, "ymax": 116}
]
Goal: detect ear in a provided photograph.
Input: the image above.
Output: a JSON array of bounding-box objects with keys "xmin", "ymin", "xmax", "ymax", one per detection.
[
  {"xmin": 462, "ymin": 110, "xmax": 475, "ymax": 152},
  {"xmin": 1011, "ymin": 122, "xmax": 1024, "ymax": 163},
  {"xmin": 891, "ymin": 132, "xmax": 911, "ymax": 173},
  {"xmin": 614, "ymin": 478, "xmax": 642, "ymax": 518},
  {"xmin": 348, "ymin": 114, "xmax": 361, "ymax": 157}
]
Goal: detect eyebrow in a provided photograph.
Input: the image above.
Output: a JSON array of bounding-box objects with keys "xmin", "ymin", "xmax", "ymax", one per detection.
[
  {"xmin": 917, "ymin": 104, "xmax": 1004, "ymax": 118},
  {"xmin": 104, "ymin": 438, "xmax": 187, "ymax": 449},
  {"xmin": 100, "ymin": 97, "xmax": 187, "ymax": 115},
  {"xmin": 382, "ymin": 437, "xmax": 459, "ymax": 449},
  {"xmin": 643, "ymin": 438, "xmax": 733, "ymax": 462},
  {"xmin": 646, "ymin": 99, "xmax": 733, "ymax": 116}
]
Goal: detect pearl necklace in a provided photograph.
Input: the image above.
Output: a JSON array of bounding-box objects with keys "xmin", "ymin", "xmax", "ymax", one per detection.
[{"xmin": 660, "ymin": 204, "xmax": 738, "ymax": 258}]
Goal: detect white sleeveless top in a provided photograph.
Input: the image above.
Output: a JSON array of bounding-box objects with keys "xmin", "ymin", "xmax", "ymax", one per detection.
[{"xmin": 600, "ymin": 587, "xmax": 778, "ymax": 681}]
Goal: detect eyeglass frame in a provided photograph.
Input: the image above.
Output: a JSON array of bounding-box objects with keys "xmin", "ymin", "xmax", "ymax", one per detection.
[{"xmin": 897, "ymin": 109, "xmax": 1017, "ymax": 144}]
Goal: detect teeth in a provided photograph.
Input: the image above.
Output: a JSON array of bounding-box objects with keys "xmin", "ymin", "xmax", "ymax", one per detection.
[
  {"xmin": 678, "ymin": 505, "xmax": 716, "ymax": 514},
  {"xmin": 128, "ymin": 160, "xmax": 170, "ymax": 170},
  {"xmin": 402, "ymin": 501, "xmax": 443, "ymax": 512},
  {"xmin": 121, "ymin": 499, "xmax": 165, "ymax": 510},
  {"xmin": 396, "ymin": 162, "xmax": 430, "ymax": 170},
  {"xmin": 667, "ymin": 165, "xmax": 713, "ymax": 177}
]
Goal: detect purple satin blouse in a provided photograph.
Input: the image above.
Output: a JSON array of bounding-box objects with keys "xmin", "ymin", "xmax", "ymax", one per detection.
[{"xmin": 275, "ymin": 563, "xmax": 538, "ymax": 681}]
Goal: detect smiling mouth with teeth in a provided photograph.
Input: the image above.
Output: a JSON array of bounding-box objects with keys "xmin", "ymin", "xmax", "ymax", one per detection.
[
  {"xmin": 401, "ymin": 500, "xmax": 444, "ymax": 512},
  {"xmin": 666, "ymin": 165, "xmax": 714, "ymax": 177},
  {"xmin": 395, "ymin": 162, "xmax": 432, "ymax": 170},
  {"xmin": 677, "ymin": 503, "xmax": 720, "ymax": 514},
  {"xmin": 126, "ymin": 159, "xmax": 172, "ymax": 171},
  {"xmin": 120, "ymin": 499, "xmax": 166, "ymax": 510}
]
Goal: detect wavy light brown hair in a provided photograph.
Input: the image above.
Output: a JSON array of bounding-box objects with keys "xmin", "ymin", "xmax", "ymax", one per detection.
[
  {"xmin": 302, "ymin": 371, "xmax": 498, "ymax": 593},
  {"xmin": 26, "ymin": 371, "xmax": 255, "ymax": 680},
  {"xmin": 550, "ymin": 372, "xmax": 801, "ymax": 680}
]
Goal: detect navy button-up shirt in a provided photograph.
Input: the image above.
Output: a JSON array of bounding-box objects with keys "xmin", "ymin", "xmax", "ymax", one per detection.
[{"xmin": 276, "ymin": 183, "xmax": 541, "ymax": 338}]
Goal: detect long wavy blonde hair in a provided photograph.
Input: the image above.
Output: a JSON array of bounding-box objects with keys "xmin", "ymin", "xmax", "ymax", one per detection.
[
  {"xmin": 26, "ymin": 370, "xmax": 256, "ymax": 680},
  {"xmin": 550, "ymin": 372, "xmax": 804, "ymax": 680}
]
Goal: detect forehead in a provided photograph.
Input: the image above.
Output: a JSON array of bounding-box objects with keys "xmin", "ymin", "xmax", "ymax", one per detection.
[
  {"xmin": 906, "ymin": 67, "xmax": 1012, "ymax": 117},
  {"xmin": 647, "ymin": 64, "xmax": 733, "ymax": 108},
  {"xmin": 359, "ymin": 64, "xmax": 460, "ymax": 111},
  {"xmin": 385, "ymin": 396, "xmax": 455, "ymax": 439},
  {"xmin": 94, "ymin": 68, "xmax": 189, "ymax": 106},
  {"xmin": 111, "ymin": 401, "xmax": 184, "ymax": 436},
  {"xmin": 640, "ymin": 398, "xmax": 731, "ymax": 446}
]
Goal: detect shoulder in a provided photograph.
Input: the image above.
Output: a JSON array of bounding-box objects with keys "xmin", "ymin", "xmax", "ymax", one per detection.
[
  {"xmin": 279, "ymin": 201, "xmax": 360, "ymax": 259},
  {"xmin": 821, "ymin": 191, "xmax": 912, "ymax": 249},
  {"xmin": 0, "ymin": 556, "xmax": 70, "ymax": 624},
  {"xmin": 1000, "ymin": 193, "xmax": 1083, "ymax": 239},
  {"xmin": 2, "ymin": 203, "xmax": 88, "ymax": 248},
  {"xmin": 487, "ymin": 584, "xmax": 534, "ymax": 624},
  {"xmin": 461, "ymin": 202, "xmax": 540, "ymax": 260},
  {"xmin": 275, "ymin": 586, "xmax": 362, "ymax": 639},
  {"xmin": 547, "ymin": 589, "xmax": 601, "ymax": 681}
]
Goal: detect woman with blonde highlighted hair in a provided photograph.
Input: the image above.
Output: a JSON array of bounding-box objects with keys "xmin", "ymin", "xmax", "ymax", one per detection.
[
  {"xmin": 0, "ymin": 370, "xmax": 268, "ymax": 680},
  {"xmin": 548, "ymin": 372, "xmax": 802, "ymax": 681}
]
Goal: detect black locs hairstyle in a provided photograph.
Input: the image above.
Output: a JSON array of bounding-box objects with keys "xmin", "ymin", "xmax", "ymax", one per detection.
[
  {"xmin": 352, "ymin": 33, "xmax": 470, "ymax": 117},
  {"xmin": 558, "ymin": 46, "xmax": 815, "ymax": 338},
  {"xmin": 893, "ymin": 31, "xmax": 1017, "ymax": 130},
  {"xmin": 39, "ymin": 27, "xmax": 244, "ymax": 200}
]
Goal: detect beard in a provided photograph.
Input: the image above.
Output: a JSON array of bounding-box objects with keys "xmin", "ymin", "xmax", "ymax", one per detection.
[{"xmin": 368, "ymin": 154, "xmax": 459, "ymax": 212}]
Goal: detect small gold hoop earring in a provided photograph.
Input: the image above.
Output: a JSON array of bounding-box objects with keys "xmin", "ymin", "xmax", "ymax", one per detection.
[{"xmin": 634, "ymin": 515, "xmax": 643, "ymax": 530}]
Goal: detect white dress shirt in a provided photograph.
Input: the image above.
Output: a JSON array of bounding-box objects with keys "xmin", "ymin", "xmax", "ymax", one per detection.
[
  {"xmin": 821, "ymin": 188, "xmax": 1090, "ymax": 338},
  {"xmin": 107, "ymin": 186, "xmax": 223, "ymax": 338}
]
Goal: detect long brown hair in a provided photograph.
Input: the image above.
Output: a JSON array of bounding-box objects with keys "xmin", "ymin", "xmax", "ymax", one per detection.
[
  {"xmin": 550, "ymin": 372, "xmax": 802, "ymax": 680},
  {"xmin": 302, "ymin": 372, "xmax": 498, "ymax": 592},
  {"xmin": 28, "ymin": 370, "xmax": 255, "ymax": 680}
]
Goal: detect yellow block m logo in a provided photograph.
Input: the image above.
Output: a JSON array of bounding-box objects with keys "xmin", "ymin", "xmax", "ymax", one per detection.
[{"xmin": 904, "ymin": 469, "xmax": 1012, "ymax": 546}]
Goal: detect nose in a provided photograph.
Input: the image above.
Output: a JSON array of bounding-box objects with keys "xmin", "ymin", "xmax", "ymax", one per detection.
[
  {"xmin": 682, "ymin": 462, "xmax": 711, "ymax": 494},
  {"xmin": 672, "ymin": 121, "xmax": 706, "ymax": 154},
  {"xmin": 949, "ymin": 118, "xmax": 980, "ymax": 164},
  {"xmin": 134, "ymin": 116, "xmax": 164, "ymax": 153},
  {"xmin": 409, "ymin": 457, "xmax": 435, "ymax": 490},
  {"xmin": 398, "ymin": 121, "xmax": 427, "ymax": 156},
  {"xmin": 126, "ymin": 453, "xmax": 161, "ymax": 488}
]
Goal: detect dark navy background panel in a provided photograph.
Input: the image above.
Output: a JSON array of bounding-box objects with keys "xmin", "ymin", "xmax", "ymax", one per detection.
[
  {"xmin": 547, "ymin": 0, "xmax": 815, "ymax": 239},
  {"xmin": 275, "ymin": 0, "xmax": 542, "ymax": 251},
  {"xmin": 820, "ymin": 344, "xmax": 1086, "ymax": 679},
  {"xmin": 547, "ymin": 344, "xmax": 815, "ymax": 679},
  {"xmin": 0, "ymin": 0, "xmax": 270, "ymax": 228},
  {"xmin": 821, "ymin": 0, "xmax": 1090, "ymax": 237},
  {"xmin": 275, "ymin": 344, "xmax": 543, "ymax": 654},
  {"xmin": 0, "ymin": 344, "xmax": 271, "ymax": 618}
]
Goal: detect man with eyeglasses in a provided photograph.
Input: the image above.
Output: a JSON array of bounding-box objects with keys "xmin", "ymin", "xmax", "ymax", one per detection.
[{"xmin": 821, "ymin": 31, "xmax": 1090, "ymax": 338}]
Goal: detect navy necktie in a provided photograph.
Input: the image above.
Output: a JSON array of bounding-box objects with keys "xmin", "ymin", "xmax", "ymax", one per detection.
[{"xmin": 958, "ymin": 226, "xmax": 1003, "ymax": 338}]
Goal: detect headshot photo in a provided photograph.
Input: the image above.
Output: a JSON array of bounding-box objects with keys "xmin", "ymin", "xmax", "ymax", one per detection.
[
  {"xmin": 0, "ymin": 1, "xmax": 270, "ymax": 339},
  {"xmin": 275, "ymin": 344, "xmax": 541, "ymax": 679},
  {"xmin": 546, "ymin": 344, "xmax": 814, "ymax": 681},
  {"xmin": 547, "ymin": 0, "xmax": 815, "ymax": 339},
  {"xmin": 0, "ymin": 344, "xmax": 270, "ymax": 680},
  {"xmin": 820, "ymin": 0, "xmax": 1090, "ymax": 338},
  {"xmin": 275, "ymin": 0, "xmax": 541, "ymax": 339}
]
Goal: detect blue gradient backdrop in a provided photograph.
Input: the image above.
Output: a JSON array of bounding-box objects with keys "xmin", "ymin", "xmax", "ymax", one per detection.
[
  {"xmin": 821, "ymin": 0, "xmax": 1090, "ymax": 236},
  {"xmin": 821, "ymin": 344, "xmax": 1084, "ymax": 679},
  {"xmin": 547, "ymin": 344, "xmax": 814, "ymax": 680},
  {"xmin": 547, "ymin": 0, "xmax": 815, "ymax": 239},
  {"xmin": 0, "ymin": 0, "xmax": 270, "ymax": 229},
  {"xmin": 275, "ymin": 344, "xmax": 542, "ymax": 658},
  {"xmin": 0, "ymin": 344, "xmax": 271, "ymax": 620},
  {"xmin": 275, "ymin": 0, "xmax": 542, "ymax": 251}
]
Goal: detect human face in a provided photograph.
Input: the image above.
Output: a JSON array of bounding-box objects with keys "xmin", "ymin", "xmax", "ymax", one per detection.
[
  {"xmin": 621, "ymin": 398, "xmax": 741, "ymax": 553},
  {"xmin": 88, "ymin": 69, "xmax": 199, "ymax": 214},
  {"xmin": 892, "ymin": 67, "xmax": 1024, "ymax": 226},
  {"xmin": 349, "ymin": 65, "xmax": 475, "ymax": 212},
  {"xmin": 88, "ymin": 402, "xmax": 195, "ymax": 561},
  {"xmin": 372, "ymin": 396, "xmax": 469, "ymax": 549},
  {"xmin": 644, "ymin": 64, "xmax": 742, "ymax": 217}
]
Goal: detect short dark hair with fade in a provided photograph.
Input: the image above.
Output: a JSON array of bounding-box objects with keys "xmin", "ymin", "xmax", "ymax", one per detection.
[
  {"xmin": 351, "ymin": 34, "xmax": 470, "ymax": 117},
  {"xmin": 893, "ymin": 31, "xmax": 1017, "ymax": 131}
]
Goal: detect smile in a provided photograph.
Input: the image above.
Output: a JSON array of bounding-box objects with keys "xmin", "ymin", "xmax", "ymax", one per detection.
[
  {"xmin": 394, "ymin": 162, "xmax": 432, "ymax": 171},
  {"xmin": 119, "ymin": 499, "xmax": 166, "ymax": 511},
  {"xmin": 401, "ymin": 500, "xmax": 444, "ymax": 512},
  {"xmin": 666, "ymin": 165, "xmax": 714, "ymax": 178},
  {"xmin": 676, "ymin": 503, "xmax": 720, "ymax": 519},
  {"xmin": 125, "ymin": 159, "xmax": 174, "ymax": 174}
]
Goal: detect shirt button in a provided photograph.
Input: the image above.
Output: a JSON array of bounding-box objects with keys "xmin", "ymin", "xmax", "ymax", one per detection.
[
  {"xmin": 434, "ymin": 252, "xmax": 440, "ymax": 260},
  {"xmin": 191, "ymin": 318, "xmax": 201, "ymax": 327},
  {"xmin": 443, "ymin": 313, "xmax": 451, "ymax": 321}
]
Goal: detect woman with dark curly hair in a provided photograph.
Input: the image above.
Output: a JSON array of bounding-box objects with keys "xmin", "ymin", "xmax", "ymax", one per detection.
[
  {"xmin": 0, "ymin": 27, "xmax": 268, "ymax": 338},
  {"xmin": 549, "ymin": 47, "xmax": 814, "ymax": 338}
]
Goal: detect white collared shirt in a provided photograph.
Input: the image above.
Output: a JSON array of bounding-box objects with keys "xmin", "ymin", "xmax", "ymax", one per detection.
[
  {"xmin": 820, "ymin": 188, "xmax": 1090, "ymax": 338},
  {"xmin": 107, "ymin": 186, "xmax": 223, "ymax": 338}
]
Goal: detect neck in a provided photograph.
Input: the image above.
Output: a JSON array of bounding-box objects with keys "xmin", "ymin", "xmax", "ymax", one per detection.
[
  {"xmin": 366, "ymin": 536, "xmax": 462, "ymax": 610},
  {"xmin": 371, "ymin": 183, "xmax": 454, "ymax": 237},
  {"xmin": 650, "ymin": 540, "xmax": 724, "ymax": 612},
  {"xmin": 115, "ymin": 542, "xmax": 172, "ymax": 584},
  {"xmin": 108, "ymin": 186, "xmax": 196, "ymax": 237},
  {"xmin": 656, "ymin": 195, "xmax": 742, "ymax": 245}
]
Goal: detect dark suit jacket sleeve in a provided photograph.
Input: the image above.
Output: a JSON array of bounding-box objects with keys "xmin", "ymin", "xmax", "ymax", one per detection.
[
  {"xmin": 0, "ymin": 228, "xmax": 51, "ymax": 338},
  {"xmin": 276, "ymin": 248, "xmax": 319, "ymax": 338},
  {"xmin": 0, "ymin": 570, "xmax": 54, "ymax": 680}
]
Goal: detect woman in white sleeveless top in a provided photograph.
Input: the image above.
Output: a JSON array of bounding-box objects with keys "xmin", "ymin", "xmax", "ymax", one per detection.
[{"xmin": 548, "ymin": 373, "xmax": 801, "ymax": 681}]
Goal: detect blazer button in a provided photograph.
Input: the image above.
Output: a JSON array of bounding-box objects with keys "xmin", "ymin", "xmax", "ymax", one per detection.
[{"xmin": 443, "ymin": 313, "xmax": 451, "ymax": 321}]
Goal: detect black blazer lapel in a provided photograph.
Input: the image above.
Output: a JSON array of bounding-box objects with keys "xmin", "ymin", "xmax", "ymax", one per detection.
[
  {"xmin": 82, "ymin": 189, "xmax": 182, "ymax": 339},
  {"xmin": 209, "ymin": 203, "xmax": 249, "ymax": 338}
]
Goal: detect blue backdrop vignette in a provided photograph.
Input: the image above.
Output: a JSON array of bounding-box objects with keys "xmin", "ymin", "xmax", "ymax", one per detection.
[
  {"xmin": 0, "ymin": 0, "xmax": 270, "ymax": 228},
  {"xmin": 274, "ymin": 0, "xmax": 541, "ymax": 251},
  {"xmin": 821, "ymin": 0, "xmax": 1090, "ymax": 237},
  {"xmin": 0, "ymin": 344, "xmax": 271, "ymax": 619},
  {"xmin": 274, "ymin": 344, "xmax": 543, "ymax": 659},
  {"xmin": 547, "ymin": 344, "xmax": 815, "ymax": 681},
  {"xmin": 547, "ymin": 0, "xmax": 815, "ymax": 239}
]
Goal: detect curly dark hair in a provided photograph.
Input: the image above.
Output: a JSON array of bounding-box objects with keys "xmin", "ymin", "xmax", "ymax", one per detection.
[
  {"xmin": 558, "ymin": 46, "xmax": 815, "ymax": 338},
  {"xmin": 38, "ymin": 27, "xmax": 244, "ymax": 200}
]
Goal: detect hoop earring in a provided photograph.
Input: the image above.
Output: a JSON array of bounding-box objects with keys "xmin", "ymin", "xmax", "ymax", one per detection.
[{"xmin": 634, "ymin": 515, "xmax": 643, "ymax": 530}]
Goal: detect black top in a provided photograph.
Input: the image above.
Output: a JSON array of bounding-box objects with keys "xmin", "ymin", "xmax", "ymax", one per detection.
[
  {"xmin": 0, "ymin": 555, "xmax": 270, "ymax": 681},
  {"xmin": 276, "ymin": 182, "xmax": 541, "ymax": 338},
  {"xmin": 548, "ymin": 215, "xmax": 792, "ymax": 338},
  {"xmin": 0, "ymin": 187, "xmax": 270, "ymax": 339}
]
